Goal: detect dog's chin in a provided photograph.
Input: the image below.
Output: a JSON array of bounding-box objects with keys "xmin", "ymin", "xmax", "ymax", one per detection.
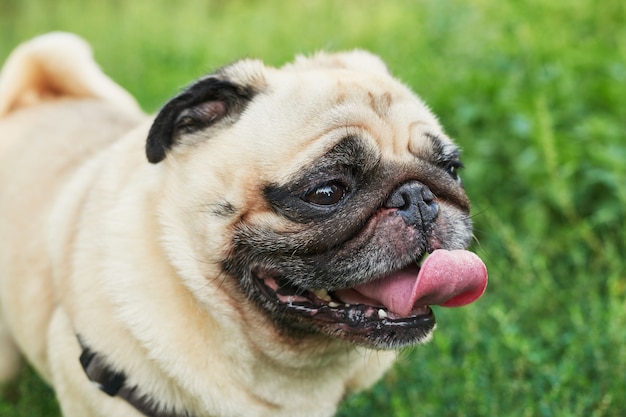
[{"xmin": 251, "ymin": 262, "xmax": 436, "ymax": 350}]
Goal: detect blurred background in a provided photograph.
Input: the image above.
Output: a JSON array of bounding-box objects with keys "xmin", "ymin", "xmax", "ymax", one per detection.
[{"xmin": 0, "ymin": 0, "xmax": 624, "ymax": 416}]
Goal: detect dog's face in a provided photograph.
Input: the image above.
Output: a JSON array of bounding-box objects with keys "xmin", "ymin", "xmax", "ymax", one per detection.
[{"xmin": 145, "ymin": 51, "xmax": 485, "ymax": 350}]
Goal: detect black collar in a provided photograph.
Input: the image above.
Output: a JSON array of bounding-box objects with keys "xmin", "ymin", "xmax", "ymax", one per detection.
[{"xmin": 79, "ymin": 340, "xmax": 193, "ymax": 417}]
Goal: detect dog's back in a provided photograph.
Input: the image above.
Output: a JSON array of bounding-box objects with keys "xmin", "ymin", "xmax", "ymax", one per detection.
[{"xmin": 0, "ymin": 33, "xmax": 145, "ymax": 382}]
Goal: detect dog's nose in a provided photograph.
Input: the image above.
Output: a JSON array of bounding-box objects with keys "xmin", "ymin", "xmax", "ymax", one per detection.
[{"xmin": 384, "ymin": 181, "xmax": 439, "ymax": 228}]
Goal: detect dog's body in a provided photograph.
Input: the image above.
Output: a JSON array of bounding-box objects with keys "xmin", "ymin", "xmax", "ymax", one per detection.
[{"xmin": 0, "ymin": 33, "xmax": 486, "ymax": 417}]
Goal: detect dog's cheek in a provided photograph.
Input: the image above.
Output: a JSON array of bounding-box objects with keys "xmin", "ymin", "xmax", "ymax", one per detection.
[{"xmin": 429, "ymin": 205, "xmax": 473, "ymax": 250}]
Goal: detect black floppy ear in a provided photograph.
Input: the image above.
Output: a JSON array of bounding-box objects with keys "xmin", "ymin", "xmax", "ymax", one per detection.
[{"xmin": 146, "ymin": 78, "xmax": 256, "ymax": 163}]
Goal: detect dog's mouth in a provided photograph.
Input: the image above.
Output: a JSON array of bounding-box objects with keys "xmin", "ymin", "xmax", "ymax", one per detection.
[{"xmin": 253, "ymin": 249, "xmax": 487, "ymax": 348}]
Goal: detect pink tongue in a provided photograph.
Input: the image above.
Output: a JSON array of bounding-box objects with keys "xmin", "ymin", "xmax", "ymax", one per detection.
[{"xmin": 345, "ymin": 249, "xmax": 487, "ymax": 317}]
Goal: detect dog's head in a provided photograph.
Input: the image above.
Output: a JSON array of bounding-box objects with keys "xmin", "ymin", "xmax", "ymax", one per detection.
[{"xmin": 145, "ymin": 51, "xmax": 487, "ymax": 349}]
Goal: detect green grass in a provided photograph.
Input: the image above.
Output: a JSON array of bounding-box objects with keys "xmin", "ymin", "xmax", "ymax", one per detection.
[{"xmin": 1, "ymin": 0, "xmax": 625, "ymax": 416}]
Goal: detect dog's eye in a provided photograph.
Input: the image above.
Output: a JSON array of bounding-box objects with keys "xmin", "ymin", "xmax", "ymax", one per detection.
[
  {"xmin": 445, "ymin": 161, "xmax": 463, "ymax": 183},
  {"xmin": 303, "ymin": 182, "xmax": 346, "ymax": 206}
]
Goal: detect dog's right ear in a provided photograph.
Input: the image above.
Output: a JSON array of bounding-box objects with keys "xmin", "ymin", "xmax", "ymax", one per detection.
[{"xmin": 146, "ymin": 72, "xmax": 261, "ymax": 163}]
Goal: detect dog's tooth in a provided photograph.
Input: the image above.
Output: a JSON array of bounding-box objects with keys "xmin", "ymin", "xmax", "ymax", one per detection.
[
  {"xmin": 378, "ymin": 309, "xmax": 388, "ymax": 319},
  {"xmin": 328, "ymin": 301, "xmax": 341, "ymax": 308},
  {"xmin": 311, "ymin": 289, "xmax": 332, "ymax": 302}
]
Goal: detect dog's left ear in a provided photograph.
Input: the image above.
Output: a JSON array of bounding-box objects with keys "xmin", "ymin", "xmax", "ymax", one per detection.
[{"xmin": 146, "ymin": 61, "xmax": 266, "ymax": 163}]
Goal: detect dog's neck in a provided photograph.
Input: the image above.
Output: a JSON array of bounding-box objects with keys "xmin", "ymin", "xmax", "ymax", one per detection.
[
  {"xmin": 77, "ymin": 331, "xmax": 396, "ymax": 417},
  {"xmin": 79, "ymin": 342, "xmax": 192, "ymax": 417}
]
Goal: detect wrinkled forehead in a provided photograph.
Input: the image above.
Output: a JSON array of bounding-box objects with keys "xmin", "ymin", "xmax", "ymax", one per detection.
[{"xmin": 241, "ymin": 67, "xmax": 457, "ymax": 181}]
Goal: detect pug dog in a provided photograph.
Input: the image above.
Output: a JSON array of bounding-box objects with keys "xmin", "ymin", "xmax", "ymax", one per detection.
[{"xmin": 0, "ymin": 33, "xmax": 487, "ymax": 417}]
